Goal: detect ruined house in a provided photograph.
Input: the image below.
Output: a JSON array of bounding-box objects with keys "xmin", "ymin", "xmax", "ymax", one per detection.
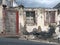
[{"xmin": 0, "ymin": 0, "xmax": 59, "ymax": 36}]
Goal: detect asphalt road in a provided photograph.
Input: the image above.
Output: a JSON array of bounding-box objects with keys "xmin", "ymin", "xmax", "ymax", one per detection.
[{"xmin": 0, "ymin": 38, "xmax": 57, "ymax": 45}]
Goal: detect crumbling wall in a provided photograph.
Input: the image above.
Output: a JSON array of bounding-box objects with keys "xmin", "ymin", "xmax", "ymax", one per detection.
[{"xmin": 0, "ymin": 6, "xmax": 3, "ymax": 33}]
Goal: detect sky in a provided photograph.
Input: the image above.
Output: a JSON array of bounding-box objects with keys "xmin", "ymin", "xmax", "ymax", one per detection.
[{"xmin": 15, "ymin": 0, "xmax": 60, "ymax": 8}]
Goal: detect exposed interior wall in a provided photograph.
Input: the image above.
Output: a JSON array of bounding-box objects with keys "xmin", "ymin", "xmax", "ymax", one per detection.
[
  {"xmin": 0, "ymin": 6, "xmax": 3, "ymax": 33},
  {"xmin": 37, "ymin": 9, "xmax": 44, "ymax": 27},
  {"xmin": 57, "ymin": 10, "xmax": 60, "ymax": 25},
  {"xmin": 19, "ymin": 8, "xmax": 25, "ymax": 34},
  {"xmin": 22, "ymin": 8, "xmax": 58, "ymax": 32},
  {"xmin": 55, "ymin": 10, "xmax": 60, "ymax": 35},
  {"xmin": 22, "ymin": 8, "xmax": 46, "ymax": 32}
]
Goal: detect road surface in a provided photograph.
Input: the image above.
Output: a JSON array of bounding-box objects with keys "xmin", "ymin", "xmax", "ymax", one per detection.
[{"xmin": 0, "ymin": 38, "xmax": 58, "ymax": 45}]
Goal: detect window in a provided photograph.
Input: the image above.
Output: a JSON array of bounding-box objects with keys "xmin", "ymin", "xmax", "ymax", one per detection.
[{"xmin": 26, "ymin": 11, "xmax": 35, "ymax": 25}]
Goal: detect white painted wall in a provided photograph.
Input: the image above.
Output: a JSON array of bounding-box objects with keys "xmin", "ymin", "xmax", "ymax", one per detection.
[
  {"xmin": 55, "ymin": 14, "xmax": 60, "ymax": 37},
  {"xmin": 19, "ymin": 8, "xmax": 25, "ymax": 34},
  {"xmin": 19, "ymin": 8, "xmax": 58, "ymax": 33},
  {"xmin": 57, "ymin": 14, "xmax": 60, "ymax": 25},
  {"xmin": 37, "ymin": 9, "xmax": 44, "ymax": 27},
  {"xmin": 0, "ymin": 6, "xmax": 3, "ymax": 33},
  {"xmin": 26, "ymin": 9, "xmax": 46, "ymax": 32},
  {"xmin": 26, "ymin": 25, "xmax": 38, "ymax": 33}
]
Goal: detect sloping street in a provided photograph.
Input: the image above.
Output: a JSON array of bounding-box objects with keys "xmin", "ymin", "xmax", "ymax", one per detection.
[{"xmin": 0, "ymin": 38, "xmax": 59, "ymax": 45}]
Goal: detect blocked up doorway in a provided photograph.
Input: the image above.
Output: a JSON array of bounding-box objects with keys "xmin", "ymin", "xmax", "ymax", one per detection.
[{"xmin": 3, "ymin": 8, "xmax": 19, "ymax": 35}]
